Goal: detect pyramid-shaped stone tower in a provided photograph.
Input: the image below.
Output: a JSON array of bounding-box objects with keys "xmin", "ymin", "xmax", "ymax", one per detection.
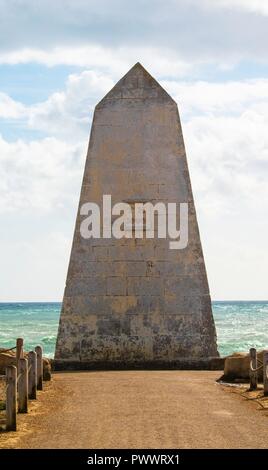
[{"xmin": 55, "ymin": 63, "xmax": 218, "ymax": 368}]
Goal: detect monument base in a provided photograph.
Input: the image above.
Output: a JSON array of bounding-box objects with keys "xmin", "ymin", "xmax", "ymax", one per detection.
[{"xmin": 52, "ymin": 357, "xmax": 224, "ymax": 371}]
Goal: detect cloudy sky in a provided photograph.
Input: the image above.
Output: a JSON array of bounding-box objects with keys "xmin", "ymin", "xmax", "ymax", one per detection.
[{"xmin": 0, "ymin": 0, "xmax": 268, "ymax": 301}]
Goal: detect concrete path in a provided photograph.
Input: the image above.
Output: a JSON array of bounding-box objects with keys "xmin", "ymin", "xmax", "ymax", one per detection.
[{"xmin": 0, "ymin": 371, "xmax": 268, "ymax": 449}]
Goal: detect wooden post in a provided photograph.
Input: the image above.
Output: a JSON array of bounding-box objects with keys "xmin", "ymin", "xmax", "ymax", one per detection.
[
  {"xmin": 18, "ymin": 358, "xmax": 28, "ymax": 413},
  {"xmin": 249, "ymin": 347, "xmax": 258, "ymax": 390},
  {"xmin": 263, "ymin": 350, "xmax": 268, "ymax": 397},
  {"xmin": 16, "ymin": 338, "xmax": 24, "ymax": 365},
  {"xmin": 35, "ymin": 346, "xmax": 43, "ymax": 391},
  {"xmin": 6, "ymin": 365, "xmax": 17, "ymax": 431},
  {"xmin": 28, "ymin": 351, "xmax": 37, "ymax": 399}
]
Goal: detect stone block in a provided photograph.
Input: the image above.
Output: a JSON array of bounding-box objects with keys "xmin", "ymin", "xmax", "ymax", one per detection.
[
  {"xmin": 107, "ymin": 277, "xmax": 127, "ymax": 296},
  {"xmin": 127, "ymin": 277, "xmax": 164, "ymax": 296}
]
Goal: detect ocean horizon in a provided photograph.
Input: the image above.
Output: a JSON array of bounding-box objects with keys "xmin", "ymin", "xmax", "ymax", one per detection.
[{"xmin": 0, "ymin": 301, "xmax": 267, "ymax": 358}]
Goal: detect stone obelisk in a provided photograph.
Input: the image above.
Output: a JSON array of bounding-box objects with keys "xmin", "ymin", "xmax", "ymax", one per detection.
[{"xmin": 55, "ymin": 63, "xmax": 218, "ymax": 368}]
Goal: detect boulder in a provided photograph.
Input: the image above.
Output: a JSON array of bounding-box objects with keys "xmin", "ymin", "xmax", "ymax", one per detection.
[
  {"xmin": 0, "ymin": 348, "xmax": 51, "ymax": 380},
  {"xmin": 42, "ymin": 357, "xmax": 52, "ymax": 381},
  {"xmin": 0, "ymin": 351, "xmax": 16, "ymax": 373},
  {"xmin": 224, "ymin": 350, "xmax": 264, "ymax": 381}
]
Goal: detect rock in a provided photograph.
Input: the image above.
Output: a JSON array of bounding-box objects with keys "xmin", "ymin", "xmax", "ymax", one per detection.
[
  {"xmin": 224, "ymin": 350, "xmax": 264, "ymax": 381},
  {"xmin": 43, "ymin": 357, "xmax": 52, "ymax": 381},
  {"xmin": 0, "ymin": 351, "xmax": 16, "ymax": 374},
  {"xmin": 0, "ymin": 348, "xmax": 51, "ymax": 380}
]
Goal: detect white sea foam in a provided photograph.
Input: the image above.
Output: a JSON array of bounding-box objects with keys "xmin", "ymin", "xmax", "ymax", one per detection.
[{"xmin": 0, "ymin": 301, "xmax": 267, "ymax": 358}]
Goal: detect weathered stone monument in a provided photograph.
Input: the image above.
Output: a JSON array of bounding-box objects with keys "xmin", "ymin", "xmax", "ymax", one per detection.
[{"xmin": 55, "ymin": 63, "xmax": 218, "ymax": 368}]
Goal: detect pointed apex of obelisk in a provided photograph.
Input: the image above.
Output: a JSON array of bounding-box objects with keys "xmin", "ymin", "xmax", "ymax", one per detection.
[{"xmin": 97, "ymin": 62, "xmax": 176, "ymax": 108}]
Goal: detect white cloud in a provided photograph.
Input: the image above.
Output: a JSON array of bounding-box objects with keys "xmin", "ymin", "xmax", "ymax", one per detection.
[
  {"xmin": 205, "ymin": 0, "xmax": 268, "ymax": 16},
  {"xmin": 0, "ymin": 231, "xmax": 71, "ymax": 301},
  {"xmin": 0, "ymin": 135, "xmax": 86, "ymax": 213},
  {"xmin": 0, "ymin": 70, "xmax": 115, "ymax": 139},
  {"xmin": 1, "ymin": 67, "xmax": 268, "ymax": 299},
  {"xmin": 157, "ymin": 79, "xmax": 268, "ymax": 217},
  {"xmin": 0, "ymin": 1, "xmax": 268, "ymax": 301},
  {"xmin": 0, "ymin": 92, "xmax": 26, "ymax": 119},
  {"xmin": 163, "ymin": 79, "xmax": 268, "ymax": 117},
  {"xmin": 184, "ymin": 111, "xmax": 268, "ymax": 215},
  {"xmin": 0, "ymin": 45, "xmax": 192, "ymax": 78},
  {"xmin": 0, "ymin": 1, "xmax": 268, "ymax": 69},
  {"xmin": 1, "ymin": 72, "xmax": 268, "ymax": 219},
  {"xmin": 28, "ymin": 70, "xmax": 115, "ymax": 139}
]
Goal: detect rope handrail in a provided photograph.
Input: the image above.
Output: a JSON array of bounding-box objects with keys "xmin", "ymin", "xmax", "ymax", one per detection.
[
  {"xmin": 0, "ymin": 346, "xmax": 16, "ymax": 353},
  {"xmin": 0, "ymin": 339, "xmax": 50, "ymax": 431},
  {"xmin": 250, "ymin": 360, "xmax": 263, "ymax": 372}
]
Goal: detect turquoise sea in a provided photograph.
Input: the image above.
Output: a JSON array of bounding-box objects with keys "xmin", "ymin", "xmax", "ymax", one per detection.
[{"xmin": 0, "ymin": 302, "xmax": 267, "ymax": 358}]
